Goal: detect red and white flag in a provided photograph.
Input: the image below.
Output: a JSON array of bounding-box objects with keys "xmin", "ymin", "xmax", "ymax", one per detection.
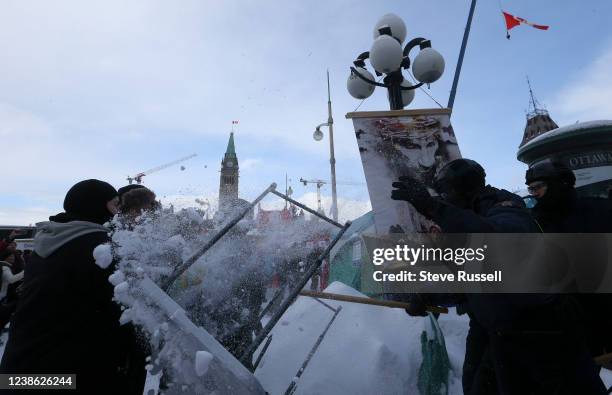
[{"xmin": 503, "ymin": 11, "xmax": 549, "ymax": 39}]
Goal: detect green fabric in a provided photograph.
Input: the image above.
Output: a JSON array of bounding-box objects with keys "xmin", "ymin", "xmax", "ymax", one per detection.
[
  {"xmin": 329, "ymin": 245, "xmax": 362, "ymax": 291},
  {"xmin": 418, "ymin": 314, "xmax": 451, "ymax": 395}
]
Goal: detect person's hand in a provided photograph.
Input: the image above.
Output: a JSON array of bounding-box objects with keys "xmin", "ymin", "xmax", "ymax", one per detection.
[
  {"xmin": 391, "ymin": 176, "xmax": 437, "ymax": 217},
  {"xmin": 404, "ymin": 294, "xmax": 428, "ymax": 317}
]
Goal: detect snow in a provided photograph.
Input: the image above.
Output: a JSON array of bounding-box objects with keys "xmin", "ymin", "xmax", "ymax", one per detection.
[
  {"xmin": 602, "ymin": 369, "xmax": 612, "ymax": 390},
  {"xmin": 114, "ymin": 281, "xmax": 129, "ymax": 294},
  {"xmin": 108, "ymin": 270, "xmax": 125, "ymax": 286},
  {"xmin": 254, "ymin": 281, "xmax": 469, "ymax": 395},
  {"xmin": 92, "ymin": 243, "xmax": 113, "ymax": 269},
  {"xmin": 195, "ymin": 350, "xmax": 214, "ymax": 376},
  {"xmin": 106, "ymin": 207, "xmax": 334, "ymax": 393}
]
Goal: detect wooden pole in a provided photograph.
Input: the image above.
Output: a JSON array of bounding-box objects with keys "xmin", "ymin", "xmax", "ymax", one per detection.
[
  {"xmin": 299, "ymin": 290, "xmax": 448, "ymax": 315},
  {"xmin": 594, "ymin": 352, "xmax": 612, "ymax": 367}
]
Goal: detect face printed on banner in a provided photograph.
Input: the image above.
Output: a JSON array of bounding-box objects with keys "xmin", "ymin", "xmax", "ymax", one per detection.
[
  {"xmin": 394, "ymin": 132, "xmax": 439, "ymax": 176},
  {"xmin": 372, "ymin": 117, "xmax": 459, "ymax": 188}
]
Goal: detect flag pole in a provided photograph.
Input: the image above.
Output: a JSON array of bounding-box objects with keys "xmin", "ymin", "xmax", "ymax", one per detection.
[{"xmin": 447, "ymin": 0, "xmax": 477, "ymax": 110}]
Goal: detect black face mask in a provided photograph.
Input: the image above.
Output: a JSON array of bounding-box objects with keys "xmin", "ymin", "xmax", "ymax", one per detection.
[{"xmin": 535, "ymin": 179, "xmax": 574, "ymax": 212}]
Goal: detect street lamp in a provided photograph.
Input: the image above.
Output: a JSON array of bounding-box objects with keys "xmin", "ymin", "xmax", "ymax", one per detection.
[
  {"xmin": 313, "ymin": 70, "xmax": 338, "ymax": 221},
  {"xmin": 347, "ymin": 13, "xmax": 445, "ymax": 110}
]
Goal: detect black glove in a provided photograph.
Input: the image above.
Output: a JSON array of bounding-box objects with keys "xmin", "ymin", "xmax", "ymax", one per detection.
[
  {"xmin": 404, "ymin": 294, "xmax": 428, "ymax": 317},
  {"xmin": 391, "ymin": 176, "xmax": 438, "ymax": 217}
]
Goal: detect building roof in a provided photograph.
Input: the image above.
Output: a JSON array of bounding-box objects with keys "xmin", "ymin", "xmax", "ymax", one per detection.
[
  {"xmin": 225, "ymin": 132, "xmax": 236, "ymax": 156},
  {"xmin": 517, "ymin": 120, "xmax": 612, "ymax": 163},
  {"xmin": 330, "ymin": 211, "xmax": 375, "ymax": 259},
  {"xmin": 519, "ymin": 113, "xmax": 558, "ymax": 148}
]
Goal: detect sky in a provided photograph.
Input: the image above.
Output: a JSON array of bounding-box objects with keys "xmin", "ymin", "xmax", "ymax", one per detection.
[{"xmin": 1, "ymin": 0, "xmax": 612, "ymax": 225}]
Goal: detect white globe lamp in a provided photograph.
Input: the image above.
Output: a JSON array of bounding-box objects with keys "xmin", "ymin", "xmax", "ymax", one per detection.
[
  {"xmin": 347, "ymin": 67, "xmax": 375, "ymax": 99},
  {"xmin": 373, "ymin": 13, "xmax": 407, "ymax": 43},
  {"xmin": 412, "ymin": 47, "xmax": 445, "ymax": 83},
  {"xmin": 369, "ymin": 35, "xmax": 403, "ymax": 74}
]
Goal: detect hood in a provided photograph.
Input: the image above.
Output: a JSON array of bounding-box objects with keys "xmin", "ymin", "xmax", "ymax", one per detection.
[{"xmin": 34, "ymin": 220, "xmax": 109, "ymax": 258}]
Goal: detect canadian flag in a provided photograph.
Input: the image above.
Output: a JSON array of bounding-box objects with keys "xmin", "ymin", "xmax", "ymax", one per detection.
[{"xmin": 503, "ymin": 11, "xmax": 549, "ymax": 39}]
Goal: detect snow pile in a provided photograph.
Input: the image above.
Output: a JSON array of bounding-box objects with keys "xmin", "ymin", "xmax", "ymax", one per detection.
[{"xmin": 255, "ymin": 281, "xmax": 470, "ymax": 395}]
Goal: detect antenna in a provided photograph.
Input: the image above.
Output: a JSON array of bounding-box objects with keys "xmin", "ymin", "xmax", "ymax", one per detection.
[{"xmin": 526, "ymin": 76, "xmax": 547, "ymax": 119}]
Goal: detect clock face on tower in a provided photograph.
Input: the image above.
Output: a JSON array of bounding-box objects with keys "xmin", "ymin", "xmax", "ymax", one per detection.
[{"xmin": 226, "ymin": 161, "xmax": 234, "ymax": 167}]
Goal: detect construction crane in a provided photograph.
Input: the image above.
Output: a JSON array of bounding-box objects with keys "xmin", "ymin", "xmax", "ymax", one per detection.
[
  {"xmin": 299, "ymin": 178, "xmax": 364, "ymax": 215},
  {"xmin": 127, "ymin": 153, "xmax": 198, "ymax": 184}
]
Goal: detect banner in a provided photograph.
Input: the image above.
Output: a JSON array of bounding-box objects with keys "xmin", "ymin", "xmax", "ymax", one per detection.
[{"xmin": 346, "ymin": 109, "xmax": 462, "ymax": 234}]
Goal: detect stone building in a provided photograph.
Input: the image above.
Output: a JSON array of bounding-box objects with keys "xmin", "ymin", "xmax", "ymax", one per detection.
[{"xmin": 218, "ymin": 132, "xmax": 239, "ymax": 212}]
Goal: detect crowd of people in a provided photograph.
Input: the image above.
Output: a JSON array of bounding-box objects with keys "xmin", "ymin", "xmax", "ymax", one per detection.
[
  {"xmin": 392, "ymin": 158, "xmax": 612, "ymax": 395},
  {"xmin": 0, "ymin": 158, "xmax": 609, "ymax": 394}
]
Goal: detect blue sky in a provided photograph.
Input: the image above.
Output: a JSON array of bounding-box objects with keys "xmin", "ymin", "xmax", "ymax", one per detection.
[{"xmin": 1, "ymin": 0, "xmax": 612, "ymax": 225}]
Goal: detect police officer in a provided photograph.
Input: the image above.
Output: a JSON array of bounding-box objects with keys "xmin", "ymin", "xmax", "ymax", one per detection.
[
  {"xmin": 393, "ymin": 158, "xmax": 606, "ymax": 394},
  {"xmin": 526, "ymin": 161, "xmax": 612, "ymax": 371}
]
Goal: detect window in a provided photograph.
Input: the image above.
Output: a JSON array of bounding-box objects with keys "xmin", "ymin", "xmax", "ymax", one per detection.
[{"xmin": 352, "ymin": 241, "xmax": 362, "ymax": 266}]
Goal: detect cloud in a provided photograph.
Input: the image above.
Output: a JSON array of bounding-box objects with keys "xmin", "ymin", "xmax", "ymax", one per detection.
[
  {"xmin": 240, "ymin": 158, "xmax": 262, "ymax": 171},
  {"xmin": 550, "ymin": 42, "xmax": 612, "ymax": 125}
]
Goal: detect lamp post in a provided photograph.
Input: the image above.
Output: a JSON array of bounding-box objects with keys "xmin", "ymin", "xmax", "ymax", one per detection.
[
  {"xmin": 347, "ymin": 13, "xmax": 445, "ymax": 110},
  {"xmin": 313, "ymin": 70, "xmax": 338, "ymax": 221}
]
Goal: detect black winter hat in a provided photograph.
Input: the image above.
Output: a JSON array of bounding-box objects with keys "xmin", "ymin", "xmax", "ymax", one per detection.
[
  {"xmin": 62, "ymin": 179, "xmax": 118, "ymax": 224},
  {"xmin": 434, "ymin": 158, "xmax": 486, "ymax": 195},
  {"xmin": 525, "ymin": 161, "xmax": 576, "ymax": 187}
]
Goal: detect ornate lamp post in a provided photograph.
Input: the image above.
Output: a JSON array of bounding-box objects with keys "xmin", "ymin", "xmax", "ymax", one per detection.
[{"xmin": 347, "ymin": 14, "xmax": 445, "ymax": 110}]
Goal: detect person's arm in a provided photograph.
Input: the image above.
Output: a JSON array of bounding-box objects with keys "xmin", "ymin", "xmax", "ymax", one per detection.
[
  {"xmin": 391, "ymin": 177, "xmax": 537, "ymax": 233},
  {"xmin": 430, "ymin": 203, "xmax": 536, "ymax": 233},
  {"xmin": 2, "ymin": 267, "xmax": 23, "ymax": 284}
]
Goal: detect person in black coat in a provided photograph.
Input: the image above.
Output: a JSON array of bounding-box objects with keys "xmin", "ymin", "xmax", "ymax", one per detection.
[
  {"xmin": 0, "ymin": 179, "xmax": 138, "ymax": 395},
  {"xmin": 526, "ymin": 161, "xmax": 612, "ymax": 233},
  {"xmin": 526, "ymin": 161, "xmax": 612, "ymax": 366},
  {"xmin": 392, "ymin": 159, "xmax": 606, "ymax": 395}
]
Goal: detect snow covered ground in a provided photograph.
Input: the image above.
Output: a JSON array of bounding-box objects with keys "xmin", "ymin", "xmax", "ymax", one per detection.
[{"xmin": 254, "ymin": 282, "xmax": 469, "ymax": 395}]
